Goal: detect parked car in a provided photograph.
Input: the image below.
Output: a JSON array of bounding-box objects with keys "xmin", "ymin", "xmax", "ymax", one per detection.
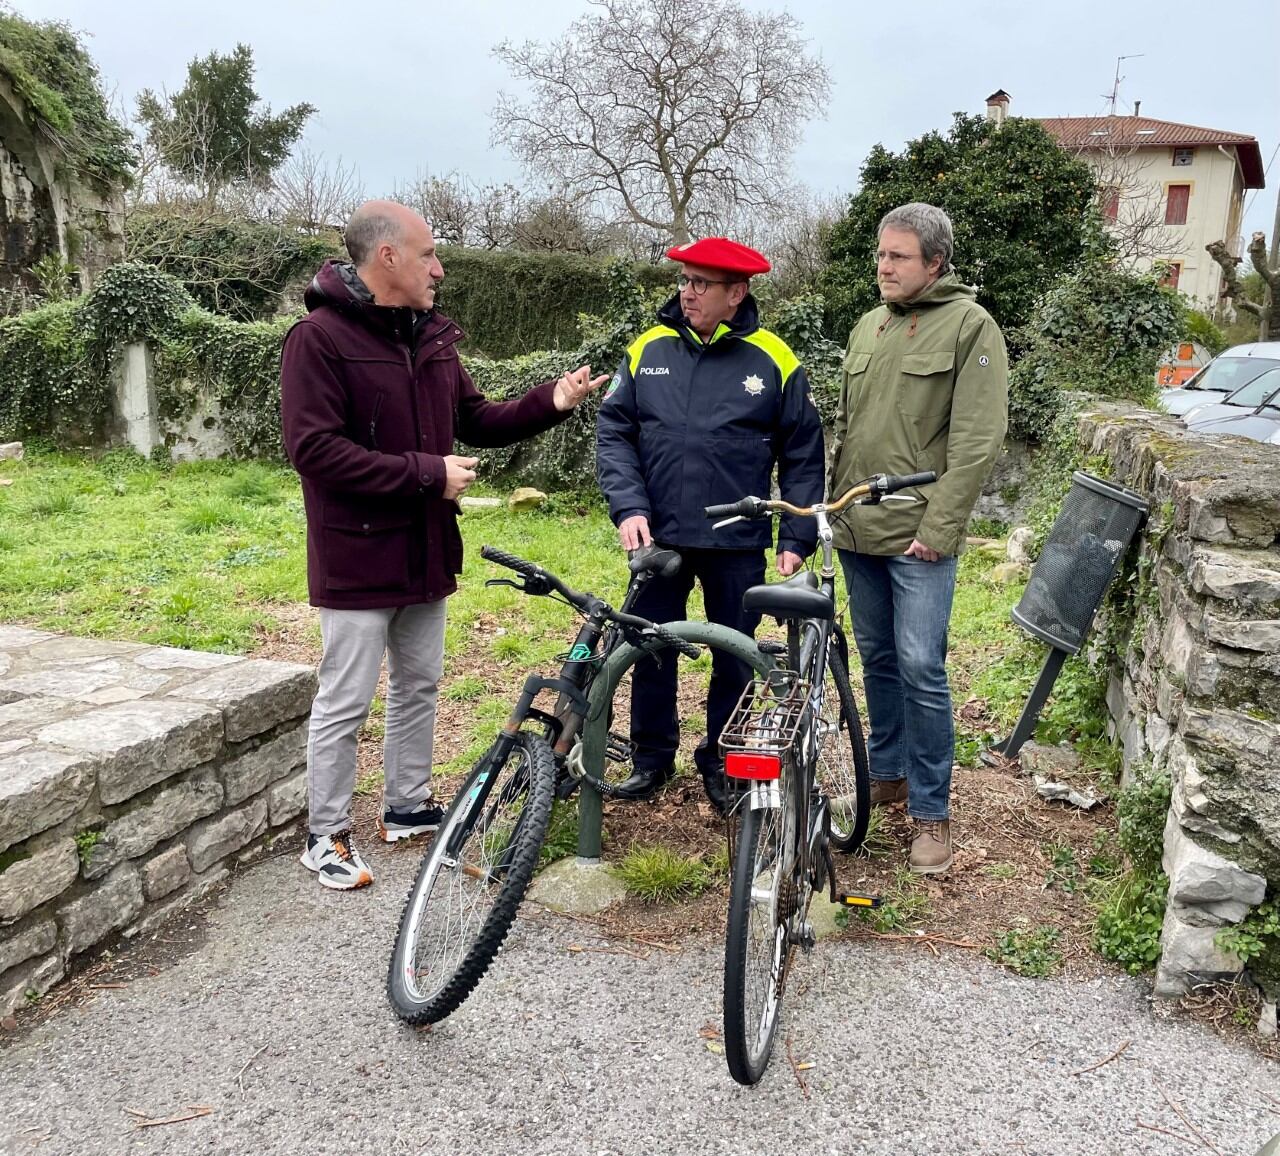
[
  {"xmin": 1183, "ymin": 365, "xmax": 1280, "ymax": 445},
  {"xmin": 1158, "ymin": 341, "xmax": 1280, "ymax": 417}
]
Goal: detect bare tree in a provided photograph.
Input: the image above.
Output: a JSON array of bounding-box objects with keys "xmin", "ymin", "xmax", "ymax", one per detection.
[
  {"xmin": 1076, "ymin": 139, "xmax": 1187, "ymax": 262},
  {"xmin": 491, "ymin": 0, "xmax": 830, "ymax": 246},
  {"xmin": 273, "ymin": 149, "xmax": 364, "ymax": 233},
  {"xmin": 1207, "ymin": 231, "xmax": 1279, "ymax": 342}
]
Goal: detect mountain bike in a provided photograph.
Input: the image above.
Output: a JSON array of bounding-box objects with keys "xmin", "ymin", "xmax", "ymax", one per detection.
[
  {"xmin": 708, "ymin": 470, "xmax": 936, "ymax": 1084},
  {"xmin": 387, "ymin": 544, "xmax": 701, "ymax": 1025}
]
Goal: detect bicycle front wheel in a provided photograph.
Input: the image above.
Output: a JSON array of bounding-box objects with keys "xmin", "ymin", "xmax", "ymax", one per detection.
[
  {"xmin": 817, "ymin": 647, "xmax": 870, "ymax": 853},
  {"xmin": 723, "ymin": 798, "xmax": 791, "ymax": 1085},
  {"xmin": 387, "ymin": 731, "xmax": 555, "ymax": 1025}
]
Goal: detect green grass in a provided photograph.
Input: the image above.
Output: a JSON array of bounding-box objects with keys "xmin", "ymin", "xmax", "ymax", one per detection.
[
  {"xmin": 985, "ymin": 925, "xmax": 1064, "ymax": 978},
  {"xmin": 840, "ymin": 866, "xmax": 932, "ymax": 933},
  {"xmin": 613, "ymin": 844, "xmax": 714, "ymax": 903}
]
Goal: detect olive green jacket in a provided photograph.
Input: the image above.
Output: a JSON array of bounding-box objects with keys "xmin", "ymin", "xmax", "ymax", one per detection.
[{"xmin": 828, "ymin": 274, "xmax": 1008, "ymax": 556}]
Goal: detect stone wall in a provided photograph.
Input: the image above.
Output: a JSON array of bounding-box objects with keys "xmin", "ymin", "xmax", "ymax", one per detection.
[
  {"xmin": 0, "ymin": 626, "xmax": 315, "ymax": 1015},
  {"xmin": 1076, "ymin": 404, "xmax": 1280, "ymax": 999},
  {"xmin": 0, "ymin": 73, "xmax": 124, "ymax": 299}
]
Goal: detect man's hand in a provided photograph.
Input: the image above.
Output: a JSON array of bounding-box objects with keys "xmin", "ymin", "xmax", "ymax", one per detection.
[
  {"xmin": 618, "ymin": 514, "xmax": 652, "ymax": 551},
  {"xmin": 443, "ymin": 455, "xmax": 478, "ymax": 500},
  {"xmin": 904, "ymin": 538, "xmax": 941, "ymax": 562},
  {"xmin": 776, "ymin": 551, "xmax": 803, "ymax": 576},
  {"xmin": 553, "ymin": 365, "xmax": 610, "ymax": 411}
]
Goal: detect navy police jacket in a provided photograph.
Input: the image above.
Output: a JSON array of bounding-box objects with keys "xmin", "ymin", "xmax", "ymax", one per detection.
[{"xmin": 596, "ymin": 293, "xmax": 825, "ymax": 554}]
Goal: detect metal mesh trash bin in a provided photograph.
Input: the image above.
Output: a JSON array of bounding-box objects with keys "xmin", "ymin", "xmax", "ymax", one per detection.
[
  {"xmin": 1011, "ymin": 472, "xmax": 1150, "ymax": 655},
  {"xmin": 991, "ymin": 471, "xmax": 1149, "ymax": 759}
]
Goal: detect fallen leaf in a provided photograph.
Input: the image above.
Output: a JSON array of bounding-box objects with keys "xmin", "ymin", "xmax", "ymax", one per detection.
[
  {"xmin": 0, "ymin": 479, "xmax": 12, "ymax": 487},
  {"xmin": 796, "ymin": 1062, "xmax": 816, "ymax": 1071},
  {"xmin": 705, "ymin": 1042, "xmax": 724, "ymax": 1055},
  {"xmin": 697, "ymin": 1022, "xmax": 721, "ymax": 1040},
  {"xmin": 1, "ymin": 1015, "xmax": 17, "ymax": 1030}
]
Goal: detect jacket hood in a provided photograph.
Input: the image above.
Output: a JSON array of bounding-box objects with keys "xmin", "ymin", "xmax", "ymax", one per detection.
[
  {"xmin": 304, "ymin": 259, "xmax": 374, "ymax": 313},
  {"xmin": 658, "ymin": 291, "xmax": 761, "ymax": 343},
  {"xmin": 888, "ymin": 271, "xmax": 977, "ymax": 313}
]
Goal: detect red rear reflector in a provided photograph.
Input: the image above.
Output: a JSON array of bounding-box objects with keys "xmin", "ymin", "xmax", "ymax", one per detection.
[{"xmin": 725, "ymin": 751, "xmax": 781, "ymax": 780}]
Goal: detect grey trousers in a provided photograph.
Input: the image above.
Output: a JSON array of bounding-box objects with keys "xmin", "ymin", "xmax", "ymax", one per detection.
[{"xmin": 306, "ymin": 601, "xmax": 448, "ymax": 835}]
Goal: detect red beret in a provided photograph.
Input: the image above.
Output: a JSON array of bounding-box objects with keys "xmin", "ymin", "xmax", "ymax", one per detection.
[{"xmin": 665, "ymin": 237, "xmax": 771, "ymax": 275}]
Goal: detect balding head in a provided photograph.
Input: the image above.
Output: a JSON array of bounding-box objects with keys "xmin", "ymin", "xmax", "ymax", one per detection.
[
  {"xmin": 345, "ymin": 200, "xmax": 421, "ymax": 266},
  {"xmin": 342, "ymin": 200, "xmax": 443, "ymax": 311}
]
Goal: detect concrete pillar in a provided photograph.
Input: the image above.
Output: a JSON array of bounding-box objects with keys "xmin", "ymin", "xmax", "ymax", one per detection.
[{"xmin": 113, "ymin": 341, "xmax": 159, "ymax": 458}]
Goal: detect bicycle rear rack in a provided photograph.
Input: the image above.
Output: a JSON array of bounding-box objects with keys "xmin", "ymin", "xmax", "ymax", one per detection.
[{"xmin": 719, "ymin": 668, "xmax": 808, "ymax": 758}]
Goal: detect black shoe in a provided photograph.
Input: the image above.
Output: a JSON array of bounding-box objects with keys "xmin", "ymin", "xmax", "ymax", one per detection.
[
  {"xmin": 613, "ymin": 765, "xmax": 674, "ymax": 801},
  {"xmin": 700, "ymin": 767, "xmax": 728, "ymax": 817}
]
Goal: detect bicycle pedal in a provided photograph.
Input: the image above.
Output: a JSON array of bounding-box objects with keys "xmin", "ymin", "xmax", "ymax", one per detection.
[
  {"xmin": 605, "ymin": 732, "xmax": 633, "ymax": 763},
  {"xmin": 837, "ymin": 892, "xmax": 882, "ymax": 908}
]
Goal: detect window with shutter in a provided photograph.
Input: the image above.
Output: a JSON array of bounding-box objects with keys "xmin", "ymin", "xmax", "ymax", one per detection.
[{"xmin": 1165, "ymin": 185, "xmax": 1190, "ymax": 225}]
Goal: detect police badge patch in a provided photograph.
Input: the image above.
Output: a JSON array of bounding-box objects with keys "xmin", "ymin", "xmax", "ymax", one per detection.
[{"xmin": 605, "ymin": 373, "xmax": 621, "ymax": 399}]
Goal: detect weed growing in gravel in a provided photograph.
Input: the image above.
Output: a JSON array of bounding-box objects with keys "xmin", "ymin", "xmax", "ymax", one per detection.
[
  {"xmin": 986, "ymin": 925, "xmax": 1063, "ymax": 977},
  {"xmin": 614, "ymin": 845, "xmax": 713, "ymax": 903}
]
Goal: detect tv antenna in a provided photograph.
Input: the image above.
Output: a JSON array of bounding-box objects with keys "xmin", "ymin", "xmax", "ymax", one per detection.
[{"xmin": 1103, "ymin": 54, "xmax": 1144, "ymax": 116}]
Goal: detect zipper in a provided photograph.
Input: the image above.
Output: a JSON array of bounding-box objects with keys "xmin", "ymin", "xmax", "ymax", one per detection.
[{"xmin": 369, "ymin": 392, "xmax": 384, "ymax": 449}]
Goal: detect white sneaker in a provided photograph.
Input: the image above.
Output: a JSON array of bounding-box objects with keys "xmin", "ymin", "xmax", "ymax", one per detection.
[
  {"xmin": 378, "ymin": 799, "xmax": 445, "ymax": 843},
  {"xmin": 300, "ymin": 829, "xmax": 373, "ymax": 890}
]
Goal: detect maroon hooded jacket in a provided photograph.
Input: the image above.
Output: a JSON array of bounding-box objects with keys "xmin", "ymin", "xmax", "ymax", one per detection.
[{"xmin": 280, "ymin": 260, "xmax": 566, "ymax": 609}]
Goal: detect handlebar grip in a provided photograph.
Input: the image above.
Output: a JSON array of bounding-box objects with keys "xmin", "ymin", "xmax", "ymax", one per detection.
[
  {"xmin": 881, "ymin": 471, "xmax": 936, "ymax": 493},
  {"xmin": 705, "ymin": 497, "xmax": 765, "ymax": 520},
  {"xmin": 653, "ymin": 628, "xmax": 701, "ymax": 660},
  {"xmin": 480, "ymin": 545, "xmax": 538, "ymax": 576}
]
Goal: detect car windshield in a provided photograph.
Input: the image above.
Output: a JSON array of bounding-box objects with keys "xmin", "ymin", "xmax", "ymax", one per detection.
[
  {"xmin": 1190, "ymin": 356, "xmax": 1280, "ymax": 395},
  {"xmin": 1222, "ymin": 366, "xmax": 1280, "ymax": 410}
]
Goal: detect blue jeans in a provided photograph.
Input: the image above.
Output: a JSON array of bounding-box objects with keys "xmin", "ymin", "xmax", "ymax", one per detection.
[{"xmin": 838, "ymin": 551, "xmax": 957, "ymax": 821}]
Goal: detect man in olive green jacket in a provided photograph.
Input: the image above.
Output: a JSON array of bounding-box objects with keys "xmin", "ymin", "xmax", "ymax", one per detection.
[{"xmin": 829, "ymin": 202, "xmax": 1008, "ymax": 873}]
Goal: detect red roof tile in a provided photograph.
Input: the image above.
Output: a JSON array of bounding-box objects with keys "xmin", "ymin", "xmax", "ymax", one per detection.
[{"xmin": 1037, "ymin": 115, "xmax": 1265, "ymax": 188}]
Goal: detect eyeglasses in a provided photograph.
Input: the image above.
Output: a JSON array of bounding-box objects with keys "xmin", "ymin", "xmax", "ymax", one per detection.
[
  {"xmin": 875, "ymin": 250, "xmax": 922, "ymax": 265},
  {"xmin": 677, "ymin": 273, "xmax": 735, "ymax": 295}
]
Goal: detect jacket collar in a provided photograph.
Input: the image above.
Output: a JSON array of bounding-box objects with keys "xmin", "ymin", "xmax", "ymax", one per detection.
[{"xmin": 658, "ymin": 291, "xmax": 761, "ymax": 348}]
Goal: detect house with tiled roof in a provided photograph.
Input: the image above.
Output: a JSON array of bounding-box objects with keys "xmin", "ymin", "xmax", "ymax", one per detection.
[{"xmin": 985, "ymin": 91, "xmax": 1265, "ymax": 309}]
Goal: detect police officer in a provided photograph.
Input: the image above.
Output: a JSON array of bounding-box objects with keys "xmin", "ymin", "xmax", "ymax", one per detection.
[{"xmin": 596, "ymin": 238, "xmax": 825, "ymax": 813}]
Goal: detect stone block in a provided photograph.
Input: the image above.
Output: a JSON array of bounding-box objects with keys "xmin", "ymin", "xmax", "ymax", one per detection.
[
  {"xmin": 0, "ymin": 696, "xmax": 80, "ymax": 739},
  {"xmin": 1163, "ymin": 811, "xmax": 1266, "ymax": 907},
  {"xmin": 1181, "ymin": 706, "xmax": 1280, "ymax": 766},
  {"xmin": 1006, "ymin": 526, "xmax": 1035, "ymax": 565},
  {"xmin": 0, "ymin": 953, "xmax": 64, "ymax": 1017},
  {"xmin": 0, "ymin": 917, "xmax": 56, "ymax": 976},
  {"xmin": 267, "ymin": 769, "xmax": 307, "ymax": 826},
  {"xmin": 141, "ymin": 844, "xmax": 192, "ymax": 902},
  {"xmin": 221, "ymin": 725, "xmax": 307, "ymax": 806},
  {"xmin": 28, "ymin": 637, "xmax": 146, "ymax": 663},
  {"xmin": 0, "ymin": 668, "xmax": 125, "ymax": 701},
  {"xmin": 84, "ymin": 773, "xmax": 224, "ymax": 879},
  {"xmin": 134, "ymin": 648, "xmax": 243, "ymax": 672},
  {"xmin": 1201, "ymin": 614, "xmax": 1280, "ymax": 654},
  {"xmin": 0, "ymin": 626, "xmax": 55, "ymax": 649},
  {"xmin": 1188, "ymin": 547, "xmax": 1280, "ymax": 606},
  {"xmin": 1169, "ymin": 898, "xmax": 1252, "ymax": 928},
  {"xmin": 1153, "ymin": 905, "xmax": 1243, "ymax": 997},
  {"xmin": 57, "ymin": 864, "xmax": 144, "ymax": 956},
  {"xmin": 186, "ymin": 797, "xmax": 268, "ymax": 873},
  {"xmin": 0, "ymin": 839, "xmax": 79, "ymax": 925},
  {"xmin": 0, "ymin": 749, "xmax": 96, "ymax": 855},
  {"xmin": 170, "ymin": 661, "xmax": 316, "ymax": 743},
  {"xmin": 38, "ymin": 699, "xmax": 223, "ymax": 805}
]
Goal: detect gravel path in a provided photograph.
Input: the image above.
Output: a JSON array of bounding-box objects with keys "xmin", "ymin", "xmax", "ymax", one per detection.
[{"xmin": 2, "ymin": 841, "xmax": 1277, "ymax": 1156}]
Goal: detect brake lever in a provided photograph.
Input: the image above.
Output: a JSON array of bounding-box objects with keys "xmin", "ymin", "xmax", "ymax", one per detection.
[
  {"xmin": 713, "ymin": 515, "xmax": 746, "ymax": 529},
  {"xmin": 484, "ymin": 578, "xmax": 523, "ymax": 590}
]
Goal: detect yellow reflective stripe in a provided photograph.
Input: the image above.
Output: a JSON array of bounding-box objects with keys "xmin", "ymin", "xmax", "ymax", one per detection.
[
  {"xmin": 709, "ymin": 322, "xmax": 732, "ymax": 344},
  {"xmin": 742, "ymin": 329, "xmax": 800, "ymax": 388},
  {"xmin": 628, "ymin": 325, "xmax": 680, "ymax": 375}
]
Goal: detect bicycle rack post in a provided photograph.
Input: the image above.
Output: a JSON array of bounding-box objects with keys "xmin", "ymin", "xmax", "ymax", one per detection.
[{"xmin": 577, "ymin": 620, "xmax": 775, "ymax": 861}]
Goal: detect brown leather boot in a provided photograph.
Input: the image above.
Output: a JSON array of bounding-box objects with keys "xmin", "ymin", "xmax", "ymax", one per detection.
[
  {"xmin": 869, "ymin": 778, "xmax": 908, "ymax": 807},
  {"xmin": 908, "ymin": 820, "xmax": 953, "ymax": 874}
]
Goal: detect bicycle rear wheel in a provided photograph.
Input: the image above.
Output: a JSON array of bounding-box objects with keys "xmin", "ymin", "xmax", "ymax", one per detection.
[
  {"xmin": 387, "ymin": 731, "xmax": 555, "ymax": 1025},
  {"xmin": 817, "ymin": 645, "xmax": 870, "ymax": 853},
  {"xmin": 723, "ymin": 796, "xmax": 792, "ymax": 1085}
]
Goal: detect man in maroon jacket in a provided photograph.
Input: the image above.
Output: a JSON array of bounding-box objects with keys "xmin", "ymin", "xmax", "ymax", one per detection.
[{"xmin": 281, "ymin": 199, "xmax": 605, "ymax": 890}]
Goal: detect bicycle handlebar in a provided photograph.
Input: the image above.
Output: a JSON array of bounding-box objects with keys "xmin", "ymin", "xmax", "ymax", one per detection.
[
  {"xmin": 704, "ymin": 472, "xmax": 937, "ymax": 521},
  {"xmin": 479, "ymin": 545, "xmax": 700, "ymax": 659}
]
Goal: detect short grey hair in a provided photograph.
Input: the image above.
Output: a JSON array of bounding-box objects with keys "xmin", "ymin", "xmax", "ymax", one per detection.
[
  {"xmin": 344, "ymin": 206, "xmax": 407, "ymax": 266},
  {"xmin": 878, "ymin": 203, "xmax": 954, "ymax": 273}
]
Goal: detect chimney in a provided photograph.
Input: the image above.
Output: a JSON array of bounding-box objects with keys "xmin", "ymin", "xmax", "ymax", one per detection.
[
  {"xmin": 985, "ymin": 89, "xmax": 1011, "ymax": 127},
  {"xmin": 1133, "ymin": 100, "xmax": 1142, "ymax": 116}
]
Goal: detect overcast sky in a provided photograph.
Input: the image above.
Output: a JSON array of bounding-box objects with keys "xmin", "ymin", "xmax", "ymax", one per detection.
[{"xmin": 14, "ymin": 0, "xmax": 1280, "ymax": 241}]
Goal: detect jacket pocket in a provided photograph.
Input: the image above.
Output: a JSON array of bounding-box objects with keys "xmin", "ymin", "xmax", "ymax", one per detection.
[
  {"xmin": 322, "ymin": 512, "xmax": 413, "ymax": 592},
  {"xmin": 899, "ymin": 351, "xmax": 955, "ymax": 418}
]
